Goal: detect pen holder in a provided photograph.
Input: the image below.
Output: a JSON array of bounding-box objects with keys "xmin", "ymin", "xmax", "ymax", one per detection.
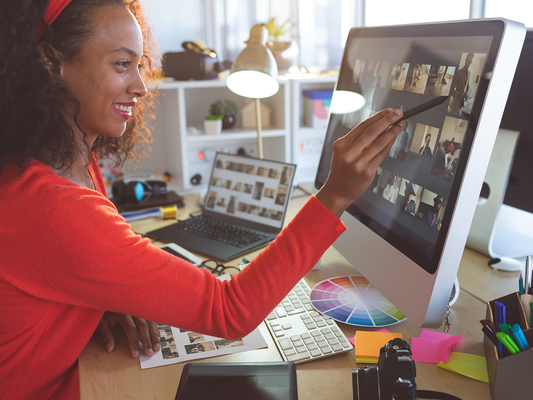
[{"xmin": 485, "ymin": 292, "xmax": 533, "ymax": 399}]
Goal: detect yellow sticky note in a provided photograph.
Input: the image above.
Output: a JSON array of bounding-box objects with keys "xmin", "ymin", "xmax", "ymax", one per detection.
[
  {"xmin": 438, "ymin": 352, "xmax": 489, "ymax": 383},
  {"xmin": 354, "ymin": 331, "xmax": 403, "ymax": 360}
]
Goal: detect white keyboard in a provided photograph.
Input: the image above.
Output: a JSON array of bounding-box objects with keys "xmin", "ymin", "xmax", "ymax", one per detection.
[{"xmin": 265, "ymin": 279, "xmax": 353, "ymax": 363}]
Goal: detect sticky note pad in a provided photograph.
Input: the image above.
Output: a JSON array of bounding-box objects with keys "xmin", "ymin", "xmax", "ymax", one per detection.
[
  {"xmin": 438, "ymin": 352, "xmax": 489, "ymax": 383},
  {"xmin": 354, "ymin": 331, "xmax": 402, "ymax": 360},
  {"xmin": 411, "ymin": 330, "xmax": 464, "ymax": 364}
]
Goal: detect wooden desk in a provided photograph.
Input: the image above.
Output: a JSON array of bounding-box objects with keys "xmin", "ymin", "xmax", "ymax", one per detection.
[{"xmin": 79, "ymin": 192, "xmax": 492, "ymax": 400}]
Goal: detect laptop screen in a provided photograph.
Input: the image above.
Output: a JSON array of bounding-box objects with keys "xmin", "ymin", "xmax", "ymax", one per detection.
[{"xmin": 204, "ymin": 153, "xmax": 296, "ymax": 230}]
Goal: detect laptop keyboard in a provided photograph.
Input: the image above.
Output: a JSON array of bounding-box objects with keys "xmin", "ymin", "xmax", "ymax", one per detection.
[
  {"xmin": 265, "ymin": 279, "xmax": 353, "ymax": 363},
  {"xmin": 176, "ymin": 215, "xmax": 269, "ymax": 248}
]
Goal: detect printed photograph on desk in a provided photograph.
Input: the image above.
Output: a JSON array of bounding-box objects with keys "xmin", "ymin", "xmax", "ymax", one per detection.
[
  {"xmin": 140, "ymin": 323, "xmax": 268, "ymax": 369},
  {"xmin": 431, "ymin": 116, "xmax": 467, "ymax": 181}
]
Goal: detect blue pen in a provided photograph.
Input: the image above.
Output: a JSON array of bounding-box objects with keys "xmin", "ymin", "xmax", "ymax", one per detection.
[
  {"xmin": 495, "ymin": 301, "xmax": 506, "ymax": 356},
  {"xmin": 512, "ymin": 324, "xmax": 531, "ymax": 350},
  {"xmin": 519, "ymin": 274, "xmax": 525, "ymax": 295}
]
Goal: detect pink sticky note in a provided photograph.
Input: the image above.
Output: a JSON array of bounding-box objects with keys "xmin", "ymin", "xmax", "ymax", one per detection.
[{"xmin": 411, "ymin": 330, "xmax": 464, "ymax": 364}]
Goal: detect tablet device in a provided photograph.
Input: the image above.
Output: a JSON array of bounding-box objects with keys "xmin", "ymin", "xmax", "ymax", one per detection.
[{"xmin": 175, "ymin": 362, "xmax": 297, "ymax": 400}]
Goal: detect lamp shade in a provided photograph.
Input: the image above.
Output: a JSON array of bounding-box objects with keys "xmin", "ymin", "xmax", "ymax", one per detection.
[{"xmin": 226, "ymin": 24, "xmax": 279, "ymax": 99}]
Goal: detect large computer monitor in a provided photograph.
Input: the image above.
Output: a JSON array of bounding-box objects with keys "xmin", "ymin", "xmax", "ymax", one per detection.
[{"xmin": 315, "ymin": 19, "xmax": 525, "ymax": 327}]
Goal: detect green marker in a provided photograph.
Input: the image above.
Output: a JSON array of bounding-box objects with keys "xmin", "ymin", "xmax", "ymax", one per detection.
[
  {"xmin": 499, "ymin": 322, "xmax": 514, "ymax": 337},
  {"xmin": 496, "ymin": 331, "xmax": 520, "ymax": 354}
]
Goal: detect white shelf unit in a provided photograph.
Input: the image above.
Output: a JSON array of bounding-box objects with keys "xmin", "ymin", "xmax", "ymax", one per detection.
[
  {"xmin": 290, "ymin": 76, "xmax": 337, "ymax": 185},
  {"xmin": 124, "ymin": 79, "xmax": 290, "ymax": 192}
]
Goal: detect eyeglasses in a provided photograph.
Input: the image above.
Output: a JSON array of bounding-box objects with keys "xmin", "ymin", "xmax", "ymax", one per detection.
[{"xmin": 198, "ymin": 260, "xmax": 241, "ymax": 277}]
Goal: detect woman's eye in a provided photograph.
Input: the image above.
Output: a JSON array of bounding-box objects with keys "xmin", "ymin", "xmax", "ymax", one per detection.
[{"xmin": 116, "ymin": 61, "xmax": 129, "ymax": 68}]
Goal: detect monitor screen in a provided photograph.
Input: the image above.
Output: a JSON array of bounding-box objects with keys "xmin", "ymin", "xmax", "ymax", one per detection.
[{"xmin": 315, "ymin": 19, "xmax": 525, "ymax": 327}]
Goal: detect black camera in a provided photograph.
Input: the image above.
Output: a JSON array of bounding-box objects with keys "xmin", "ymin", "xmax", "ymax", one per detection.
[{"xmin": 353, "ymin": 338, "xmax": 417, "ymax": 400}]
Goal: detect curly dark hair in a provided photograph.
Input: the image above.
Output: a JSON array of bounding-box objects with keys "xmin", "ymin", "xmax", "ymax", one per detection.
[{"xmin": 0, "ymin": 0, "xmax": 160, "ymax": 175}]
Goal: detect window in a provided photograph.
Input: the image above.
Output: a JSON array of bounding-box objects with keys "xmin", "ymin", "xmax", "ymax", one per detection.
[
  {"xmin": 484, "ymin": 0, "xmax": 533, "ymax": 27},
  {"xmin": 365, "ymin": 0, "xmax": 470, "ymax": 27}
]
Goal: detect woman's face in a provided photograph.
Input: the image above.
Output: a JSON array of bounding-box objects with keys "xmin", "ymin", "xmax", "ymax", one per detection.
[{"xmin": 59, "ymin": 5, "xmax": 146, "ymax": 141}]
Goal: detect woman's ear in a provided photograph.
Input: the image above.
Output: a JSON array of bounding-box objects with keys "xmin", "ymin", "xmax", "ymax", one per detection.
[{"xmin": 36, "ymin": 43, "xmax": 62, "ymax": 74}]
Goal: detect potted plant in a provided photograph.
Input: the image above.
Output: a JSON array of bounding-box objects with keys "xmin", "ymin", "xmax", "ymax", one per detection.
[
  {"xmin": 265, "ymin": 17, "xmax": 299, "ymax": 72},
  {"xmin": 209, "ymin": 99, "xmax": 238, "ymax": 130},
  {"xmin": 203, "ymin": 114, "xmax": 223, "ymax": 135}
]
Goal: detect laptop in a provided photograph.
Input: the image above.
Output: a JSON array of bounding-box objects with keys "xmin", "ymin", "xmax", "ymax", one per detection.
[{"xmin": 146, "ymin": 152, "xmax": 296, "ymax": 261}]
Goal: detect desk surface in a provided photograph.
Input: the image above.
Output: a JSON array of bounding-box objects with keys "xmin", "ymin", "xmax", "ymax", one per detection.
[{"xmin": 79, "ymin": 191, "xmax": 511, "ymax": 400}]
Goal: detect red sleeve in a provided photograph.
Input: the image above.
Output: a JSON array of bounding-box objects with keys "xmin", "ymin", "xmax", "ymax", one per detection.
[{"xmin": 1, "ymin": 163, "xmax": 345, "ymax": 339}]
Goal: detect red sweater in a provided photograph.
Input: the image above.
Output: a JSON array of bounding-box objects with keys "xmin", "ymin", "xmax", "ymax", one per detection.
[{"xmin": 0, "ymin": 157, "xmax": 346, "ymax": 400}]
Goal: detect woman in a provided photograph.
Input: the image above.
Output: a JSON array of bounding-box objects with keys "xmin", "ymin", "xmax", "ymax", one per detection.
[
  {"xmin": 0, "ymin": 1, "xmax": 404, "ymax": 399},
  {"xmin": 382, "ymin": 173, "xmax": 400, "ymax": 204}
]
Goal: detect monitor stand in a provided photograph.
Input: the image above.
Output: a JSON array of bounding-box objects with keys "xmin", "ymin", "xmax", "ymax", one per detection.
[{"xmin": 466, "ymin": 129, "xmax": 533, "ymax": 271}]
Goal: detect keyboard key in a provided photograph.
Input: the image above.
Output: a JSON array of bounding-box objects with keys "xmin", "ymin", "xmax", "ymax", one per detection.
[
  {"xmin": 272, "ymin": 326, "xmax": 282, "ymax": 332},
  {"xmin": 321, "ymin": 346, "xmax": 333, "ymax": 354},
  {"xmin": 274, "ymin": 331, "xmax": 285, "ymax": 338},
  {"xmin": 310, "ymin": 349, "xmax": 322, "ymax": 357},
  {"xmin": 310, "ymin": 330, "xmax": 322, "ymax": 337},
  {"xmin": 279, "ymin": 338, "xmax": 293, "ymax": 350},
  {"xmin": 281, "ymin": 324, "xmax": 292, "ymax": 330},
  {"xmin": 324, "ymin": 333, "xmax": 335, "ymax": 340},
  {"xmin": 327, "ymin": 338, "xmax": 340, "ymax": 346},
  {"xmin": 303, "ymin": 338, "xmax": 315, "ymax": 345},
  {"xmin": 284, "ymin": 348, "xmax": 296, "ymax": 356},
  {"xmin": 290, "ymin": 335, "xmax": 300, "ymax": 342},
  {"xmin": 275, "ymin": 307, "xmax": 287, "ymax": 318},
  {"xmin": 305, "ymin": 323, "xmax": 317, "ymax": 330},
  {"xmin": 266, "ymin": 311, "xmax": 277, "ymax": 321},
  {"xmin": 287, "ymin": 352, "xmax": 311, "ymax": 362},
  {"xmin": 306, "ymin": 343, "xmax": 318, "ymax": 351},
  {"xmin": 300, "ymin": 333, "xmax": 311, "ymax": 339},
  {"xmin": 332, "ymin": 344, "xmax": 344, "ymax": 352},
  {"xmin": 288, "ymin": 308, "xmax": 306, "ymax": 315},
  {"xmin": 321, "ymin": 328, "xmax": 332, "ymax": 334},
  {"xmin": 292, "ymin": 340, "xmax": 304, "ymax": 348},
  {"xmin": 316, "ymin": 320, "xmax": 327, "ymax": 328},
  {"xmin": 317, "ymin": 340, "xmax": 329, "ymax": 348},
  {"xmin": 296, "ymin": 346, "xmax": 307, "ymax": 354}
]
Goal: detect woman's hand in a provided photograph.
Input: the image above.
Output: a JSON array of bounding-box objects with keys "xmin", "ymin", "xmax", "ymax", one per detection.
[
  {"xmin": 96, "ymin": 311, "xmax": 160, "ymax": 358},
  {"xmin": 316, "ymin": 109, "xmax": 404, "ymax": 218}
]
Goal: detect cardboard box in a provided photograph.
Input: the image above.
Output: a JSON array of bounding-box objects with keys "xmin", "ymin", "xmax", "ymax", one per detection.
[
  {"xmin": 484, "ymin": 292, "xmax": 533, "ymax": 399},
  {"xmin": 303, "ymin": 90, "xmax": 333, "ymax": 129}
]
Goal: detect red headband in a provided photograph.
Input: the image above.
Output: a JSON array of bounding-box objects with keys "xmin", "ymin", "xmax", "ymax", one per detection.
[
  {"xmin": 44, "ymin": 0, "xmax": 73, "ymax": 26},
  {"xmin": 37, "ymin": 0, "xmax": 73, "ymax": 39}
]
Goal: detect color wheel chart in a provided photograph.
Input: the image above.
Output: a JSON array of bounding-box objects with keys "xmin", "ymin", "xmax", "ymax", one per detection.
[{"xmin": 310, "ymin": 275, "xmax": 406, "ymax": 327}]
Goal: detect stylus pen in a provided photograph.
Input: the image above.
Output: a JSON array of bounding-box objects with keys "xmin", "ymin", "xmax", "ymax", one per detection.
[
  {"xmin": 396, "ymin": 95, "xmax": 449, "ymax": 123},
  {"xmin": 496, "ymin": 332, "xmax": 520, "ymax": 355},
  {"xmin": 511, "ymin": 324, "xmax": 530, "ymax": 350}
]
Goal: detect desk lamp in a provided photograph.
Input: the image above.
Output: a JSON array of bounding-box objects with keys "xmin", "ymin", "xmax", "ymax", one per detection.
[{"xmin": 226, "ymin": 24, "xmax": 279, "ymax": 159}]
